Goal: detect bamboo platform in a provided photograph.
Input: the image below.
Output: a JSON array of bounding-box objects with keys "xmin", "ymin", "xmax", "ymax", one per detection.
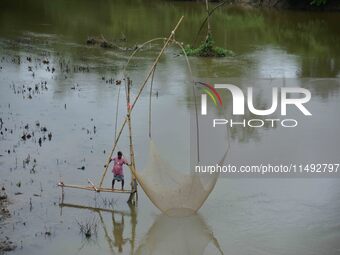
[{"xmin": 57, "ymin": 182, "xmax": 134, "ymax": 194}]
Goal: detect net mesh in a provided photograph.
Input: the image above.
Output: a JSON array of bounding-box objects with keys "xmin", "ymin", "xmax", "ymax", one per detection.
[{"xmin": 135, "ymin": 140, "xmax": 219, "ymax": 216}]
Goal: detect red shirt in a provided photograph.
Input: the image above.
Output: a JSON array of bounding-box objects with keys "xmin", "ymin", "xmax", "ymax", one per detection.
[{"xmin": 112, "ymin": 157, "xmax": 127, "ymax": 176}]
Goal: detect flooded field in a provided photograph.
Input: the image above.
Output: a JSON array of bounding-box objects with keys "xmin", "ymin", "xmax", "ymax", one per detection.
[{"xmin": 1, "ymin": 0, "xmax": 340, "ymax": 254}]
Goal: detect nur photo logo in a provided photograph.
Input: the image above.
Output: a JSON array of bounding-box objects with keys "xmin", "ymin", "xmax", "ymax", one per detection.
[{"xmin": 197, "ymin": 82, "xmax": 312, "ymax": 128}]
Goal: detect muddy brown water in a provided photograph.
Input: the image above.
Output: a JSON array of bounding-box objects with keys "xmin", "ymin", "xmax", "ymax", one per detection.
[{"xmin": 1, "ymin": 0, "xmax": 340, "ymax": 254}]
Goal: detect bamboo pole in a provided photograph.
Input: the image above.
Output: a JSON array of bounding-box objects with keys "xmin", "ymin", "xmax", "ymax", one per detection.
[
  {"xmin": 98, "ymin": 16, "xmax": 184, "ymax": 189},
  {"xmin": 88, "ymin": 178, "xmax": 99, "ymax": 192},
  {"xmin": 114, "ymin": 85, "xmax": 121, "ymax": 140},
  {"xmin": 127, "ymin": 79, "xmax": 134, "ymax": 172},
  {"xmin": 100, "ymin": 187, "xmax": 133, "ymax": 193},
  {"xmin": 126, "ymin": 78, "xmax": 138, "ymax": 203},
  {"xmin": 57, "ymin": 183, "xmax": 132, "ymax": 193},
  {"xmin": 205, "ymin": 0, "xmax": 212, "ymax": 40}
]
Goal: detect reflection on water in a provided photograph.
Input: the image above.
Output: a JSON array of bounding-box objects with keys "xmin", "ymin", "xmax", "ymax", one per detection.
[
  {"xmin": 247, "ymin": 47, "xmax": 300, "ymax": 78},
  {"xmin": 135, "ymin": 213, "xmax": 223, "ymax": 255},
  {"xmin": 59, "ymin": 203, "xmax": 223, "ymax": 255},
  {"xmin": 111, "ymin": 213, "xmax": 127, "ymax": 253},
  {"xmin": 60, "ymin": 202, "xmax": 137, "ymax": 254}
]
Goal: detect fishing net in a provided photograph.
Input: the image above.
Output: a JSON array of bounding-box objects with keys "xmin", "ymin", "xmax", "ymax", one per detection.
[{"xmin": 134, "ymin": 140, "xmax": 224, "ymax": 216}]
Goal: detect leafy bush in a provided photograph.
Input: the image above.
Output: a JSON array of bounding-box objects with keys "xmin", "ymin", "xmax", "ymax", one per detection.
[{"xmin": 184, "ymin": 35, "xmax": 234, "ymax": 57}]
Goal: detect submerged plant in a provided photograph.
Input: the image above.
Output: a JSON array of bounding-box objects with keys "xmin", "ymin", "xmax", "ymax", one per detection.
[{"xmin": 76, "ymin": 217, "xmax": 98, "ymax": 239}]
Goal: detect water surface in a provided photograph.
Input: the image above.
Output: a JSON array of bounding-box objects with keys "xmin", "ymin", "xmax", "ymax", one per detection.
[{"xmin": 1, "ymin": 1, "xmax": 340, "ymax": 254}]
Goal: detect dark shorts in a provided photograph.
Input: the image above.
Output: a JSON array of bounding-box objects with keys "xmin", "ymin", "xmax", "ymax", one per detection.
[{"xmin": 113, "ymin": 174, "xmax": 124, "ymax": 181}]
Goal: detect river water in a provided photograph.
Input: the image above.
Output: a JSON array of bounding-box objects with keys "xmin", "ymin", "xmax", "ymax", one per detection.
[{"xmin": 1, "ymin": 0, "xmax": 340, "ymax": 254}]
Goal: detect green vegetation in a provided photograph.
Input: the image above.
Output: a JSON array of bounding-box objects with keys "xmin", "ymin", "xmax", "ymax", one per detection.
[
  {"xmin": 310, "ymin": 0, "xmax": 327, "ymax": 6},
  {"xmin": 185, "ymin": 34, "xmax": 234, "ymax": 57}
]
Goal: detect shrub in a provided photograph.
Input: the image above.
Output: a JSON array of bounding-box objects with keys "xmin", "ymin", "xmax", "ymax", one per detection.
[{"xmin": 184, "ymin": 34, "xmax": 234, "ymax": 57}]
